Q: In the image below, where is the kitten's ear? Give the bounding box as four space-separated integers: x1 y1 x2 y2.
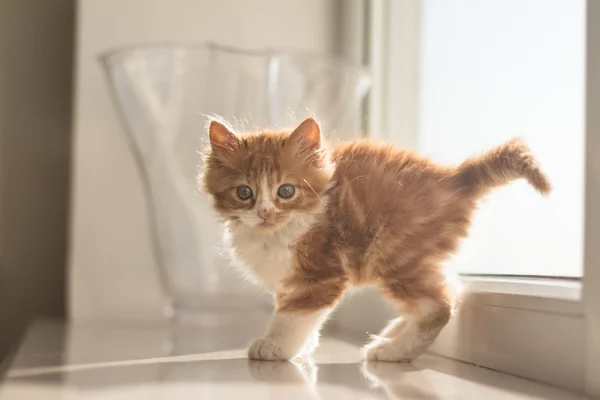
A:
289 117 321 150
209 120 239 152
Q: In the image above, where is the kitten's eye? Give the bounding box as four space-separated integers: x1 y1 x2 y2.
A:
236 185 253 200
277 184 295 199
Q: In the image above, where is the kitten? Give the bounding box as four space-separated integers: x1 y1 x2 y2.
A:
202 117 550 362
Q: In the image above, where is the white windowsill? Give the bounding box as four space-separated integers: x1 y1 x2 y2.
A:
461 275 581 301
459 275 583 316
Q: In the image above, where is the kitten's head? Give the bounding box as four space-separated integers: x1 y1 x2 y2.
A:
202 117 334 232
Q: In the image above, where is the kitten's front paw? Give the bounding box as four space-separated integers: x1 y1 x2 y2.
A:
248 338 289 361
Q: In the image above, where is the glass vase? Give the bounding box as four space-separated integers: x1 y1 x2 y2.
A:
100 43 371 321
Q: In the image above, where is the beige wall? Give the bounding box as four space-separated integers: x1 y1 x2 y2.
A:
0 0 74 361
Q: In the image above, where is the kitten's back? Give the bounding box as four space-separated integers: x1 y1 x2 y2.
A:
329 140 460 232
323 139 548 280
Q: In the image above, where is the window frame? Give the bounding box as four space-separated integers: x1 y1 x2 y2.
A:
330 1 599 396
583 1 600 394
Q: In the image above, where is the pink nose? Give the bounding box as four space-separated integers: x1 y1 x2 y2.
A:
258 208 273 220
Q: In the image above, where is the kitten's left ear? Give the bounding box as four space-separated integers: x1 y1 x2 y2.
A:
208 119 239 152
289 117 321 150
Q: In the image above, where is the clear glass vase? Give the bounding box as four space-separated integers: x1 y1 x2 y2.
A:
100 43 371 321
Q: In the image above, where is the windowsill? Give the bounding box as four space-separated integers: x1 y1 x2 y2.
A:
461 275 581 300
459 275 582 315
1 320 585 400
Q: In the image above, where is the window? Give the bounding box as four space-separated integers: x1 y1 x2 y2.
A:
418 0 585 277
333 1 600 396
372 0 586 277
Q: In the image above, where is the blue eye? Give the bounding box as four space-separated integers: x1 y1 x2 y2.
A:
277 184 295 199
236 185 253 200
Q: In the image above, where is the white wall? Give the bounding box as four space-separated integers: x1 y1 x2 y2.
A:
70 0 340 321
418 0 585 276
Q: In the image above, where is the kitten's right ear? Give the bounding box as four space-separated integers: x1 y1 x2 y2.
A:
209 120 239 152
289 117 321 150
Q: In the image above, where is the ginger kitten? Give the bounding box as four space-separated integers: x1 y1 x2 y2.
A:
202 117 550 362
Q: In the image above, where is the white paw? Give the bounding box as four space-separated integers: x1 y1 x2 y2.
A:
362 336 414 362
248 338 291 361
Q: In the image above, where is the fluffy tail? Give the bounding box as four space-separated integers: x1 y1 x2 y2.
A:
456 138 551 195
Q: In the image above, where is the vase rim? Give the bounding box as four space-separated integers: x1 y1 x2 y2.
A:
98 41 369 76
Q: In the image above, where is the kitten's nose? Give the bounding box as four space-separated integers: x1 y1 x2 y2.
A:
257 208 273 220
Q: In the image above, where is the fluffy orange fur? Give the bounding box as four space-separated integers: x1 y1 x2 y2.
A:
202 117 550 362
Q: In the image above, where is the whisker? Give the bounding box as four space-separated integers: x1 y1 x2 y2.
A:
303 179 324 204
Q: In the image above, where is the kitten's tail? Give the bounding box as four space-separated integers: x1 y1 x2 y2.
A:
455 138 551 195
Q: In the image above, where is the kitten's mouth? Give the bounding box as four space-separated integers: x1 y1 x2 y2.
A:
253 214 289 230
257 218 289 230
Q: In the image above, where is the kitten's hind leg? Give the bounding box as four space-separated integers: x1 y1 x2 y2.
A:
363 270 457 362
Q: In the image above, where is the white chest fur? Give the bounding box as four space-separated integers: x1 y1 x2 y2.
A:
224 215 319 291
228 231 293 290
